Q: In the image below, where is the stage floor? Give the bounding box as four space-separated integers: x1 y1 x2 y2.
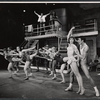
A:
0 69 100 99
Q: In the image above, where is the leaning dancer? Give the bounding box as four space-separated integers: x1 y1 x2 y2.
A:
21 47 37 80
77 37 99 96
11 46 37 80
0 47 17 78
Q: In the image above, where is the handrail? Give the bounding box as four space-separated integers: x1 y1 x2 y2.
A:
32 25 54 30
73 27 95 32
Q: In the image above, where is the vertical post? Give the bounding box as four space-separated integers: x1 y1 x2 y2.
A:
58 37 60 51
94 19 97 31
37 25 39 36
40 23 42 35
37 40 39 50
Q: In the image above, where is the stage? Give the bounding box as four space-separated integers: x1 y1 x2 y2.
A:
0 69 100 99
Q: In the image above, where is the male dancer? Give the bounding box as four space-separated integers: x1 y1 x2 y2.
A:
77 37 99 96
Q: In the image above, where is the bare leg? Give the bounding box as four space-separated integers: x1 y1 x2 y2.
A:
7 62 14 77
65 62 85 95
44 60 48 73
59 63 66 83
65 71 74 91
24 61 31 80
81 61 99 96
52 60 57 80
49 61 53 76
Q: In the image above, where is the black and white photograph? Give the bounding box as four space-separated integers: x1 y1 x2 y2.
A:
0 2 100 99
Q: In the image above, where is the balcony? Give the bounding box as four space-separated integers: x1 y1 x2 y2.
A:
72 18 98 37
24 19 62 40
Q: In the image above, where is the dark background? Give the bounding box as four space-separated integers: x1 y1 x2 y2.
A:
0 3 99 69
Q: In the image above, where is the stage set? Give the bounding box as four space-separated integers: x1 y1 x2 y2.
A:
0 3 100 99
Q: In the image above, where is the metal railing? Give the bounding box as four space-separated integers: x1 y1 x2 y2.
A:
73 19 97 34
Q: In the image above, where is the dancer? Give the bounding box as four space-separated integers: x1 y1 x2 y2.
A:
59 27 84 95
13 46 22 74
59 27 75 84
21 46 37 80
76 37 99 96
42 45 50 73
34 10 50 33
9 46 37 80
48 47 58 79
64 37 84 95
34 11 50 25
0 47 17 78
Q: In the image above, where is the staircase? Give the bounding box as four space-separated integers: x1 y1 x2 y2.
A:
20 40 28 49
24 40 39 49
59 37 67 57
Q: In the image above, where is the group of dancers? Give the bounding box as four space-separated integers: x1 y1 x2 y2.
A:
0 26 99 97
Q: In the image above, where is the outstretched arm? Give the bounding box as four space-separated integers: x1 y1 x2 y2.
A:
0 49 4 51
22 46 36 52
45 12 50 17
34 11 40 17
0 52 4 56
30 51 38 59
67 26 75 41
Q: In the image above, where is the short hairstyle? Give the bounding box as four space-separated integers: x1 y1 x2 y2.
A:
78 36 86 42
68 36 75 43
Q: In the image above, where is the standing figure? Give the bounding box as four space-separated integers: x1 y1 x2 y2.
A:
34 11 50 34
59 27 85 95
76 37 99 96
59 27 75 84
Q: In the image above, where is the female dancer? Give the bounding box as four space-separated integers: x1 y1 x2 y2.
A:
48 47 58 79
0 47 17 78
59 27 85 95
11 46 37 80
59 27 75 84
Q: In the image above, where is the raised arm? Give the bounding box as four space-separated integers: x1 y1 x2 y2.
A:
67 26 75 41
34 11 40 17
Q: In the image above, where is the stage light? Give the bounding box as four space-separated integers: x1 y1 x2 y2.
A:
23 10 26 12
23 23 25 25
